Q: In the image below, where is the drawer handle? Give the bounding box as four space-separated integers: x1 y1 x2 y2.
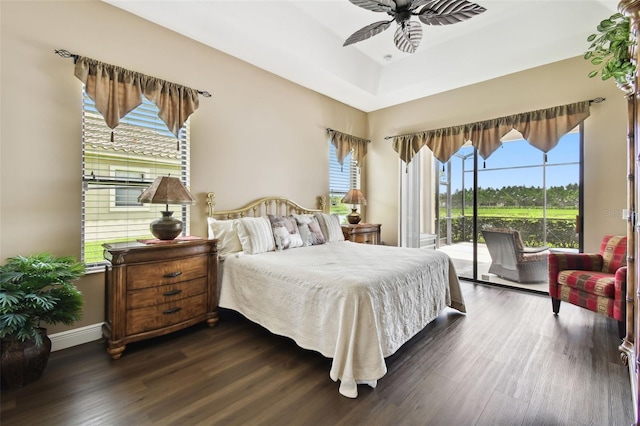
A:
163 271 182 278
163 289 183 297
163 307 182 315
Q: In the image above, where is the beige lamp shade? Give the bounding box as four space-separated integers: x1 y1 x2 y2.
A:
138 176 195 240
341 189 367 225
341 189 367 206
138 176 196 205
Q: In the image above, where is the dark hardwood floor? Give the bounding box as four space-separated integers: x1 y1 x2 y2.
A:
1 281 634 425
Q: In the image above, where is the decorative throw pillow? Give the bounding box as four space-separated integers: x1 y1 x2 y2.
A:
294 214 326 246
236 216 275 254
206 217 243 257
268 215 304 251
314 212 345 242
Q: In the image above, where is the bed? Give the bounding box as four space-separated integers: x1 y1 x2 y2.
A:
206 193 466 398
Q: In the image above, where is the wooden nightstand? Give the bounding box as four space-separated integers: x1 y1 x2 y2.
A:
102 239 218 360
341 223 381 245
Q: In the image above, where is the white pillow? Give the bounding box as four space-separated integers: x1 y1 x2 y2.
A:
236 217 275 254
207 218 243 257
314 212 345 242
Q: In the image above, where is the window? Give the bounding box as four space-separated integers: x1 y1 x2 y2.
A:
82 91 190 267
329 142 360 221
113 169 146 208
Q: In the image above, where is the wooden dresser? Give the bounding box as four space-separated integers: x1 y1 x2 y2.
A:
341 223 381 245
102 239 218 360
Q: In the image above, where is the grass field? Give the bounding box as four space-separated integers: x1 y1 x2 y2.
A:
445 207 578 219
84 236 152 264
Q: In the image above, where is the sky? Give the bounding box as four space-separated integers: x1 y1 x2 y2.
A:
445 132 580 192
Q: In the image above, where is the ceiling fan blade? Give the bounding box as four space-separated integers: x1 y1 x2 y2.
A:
344 20 393 46
409 0 435 11
393 20 422 53
417 0 486 26
348 0 396 13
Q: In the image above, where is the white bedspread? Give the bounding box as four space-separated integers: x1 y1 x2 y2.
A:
218 241 466 398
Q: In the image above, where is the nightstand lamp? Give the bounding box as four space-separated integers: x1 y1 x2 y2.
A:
138 176 196 240
342 188 367 224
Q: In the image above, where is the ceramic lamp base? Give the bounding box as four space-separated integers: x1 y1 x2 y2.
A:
150 211 183 240
347 208 362 224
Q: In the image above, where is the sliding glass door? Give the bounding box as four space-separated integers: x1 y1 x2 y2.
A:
402 128 582 291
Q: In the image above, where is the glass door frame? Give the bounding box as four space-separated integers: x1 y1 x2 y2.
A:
432 125 584 284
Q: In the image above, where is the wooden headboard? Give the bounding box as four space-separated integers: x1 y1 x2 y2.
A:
206 193 326 219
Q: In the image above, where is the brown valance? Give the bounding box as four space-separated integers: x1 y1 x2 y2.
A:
74 56 200 138
327 129 370 166
392 101 591 164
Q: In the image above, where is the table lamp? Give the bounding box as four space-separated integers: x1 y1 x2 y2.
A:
341 189 367 224
138 176 196 240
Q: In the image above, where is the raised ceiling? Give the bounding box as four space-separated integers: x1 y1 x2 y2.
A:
104 0 619 112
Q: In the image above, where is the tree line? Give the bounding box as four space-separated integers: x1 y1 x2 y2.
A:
446 183 579 209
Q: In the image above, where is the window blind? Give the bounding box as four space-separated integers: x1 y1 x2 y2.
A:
82 91 190 267
329 143 352 195
329 142 360 217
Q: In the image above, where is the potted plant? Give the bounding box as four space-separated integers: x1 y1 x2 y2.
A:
585 12 636 88
0 253 85 389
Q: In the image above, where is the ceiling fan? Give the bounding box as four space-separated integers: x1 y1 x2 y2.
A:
343 0 487 54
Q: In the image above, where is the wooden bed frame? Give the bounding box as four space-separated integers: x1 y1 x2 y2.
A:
206 192 326 219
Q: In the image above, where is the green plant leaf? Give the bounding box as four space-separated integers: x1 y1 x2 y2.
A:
585 13 634 87
600 19 614 29
0 253 84 344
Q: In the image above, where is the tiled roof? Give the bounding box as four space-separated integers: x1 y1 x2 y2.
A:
84 116 181 159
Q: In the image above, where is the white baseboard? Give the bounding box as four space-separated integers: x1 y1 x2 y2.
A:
49 323 104 352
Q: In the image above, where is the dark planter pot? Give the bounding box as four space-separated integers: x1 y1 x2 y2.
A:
1 328 52 390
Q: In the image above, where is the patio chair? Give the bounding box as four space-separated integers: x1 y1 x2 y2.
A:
549 235 627 339
481 228 549 283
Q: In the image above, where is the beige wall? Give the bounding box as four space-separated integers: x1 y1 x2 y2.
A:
367 56 628 250
0 0 367 333
0 1 629 338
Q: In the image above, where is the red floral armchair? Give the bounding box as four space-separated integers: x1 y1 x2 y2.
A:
548 235 627 339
